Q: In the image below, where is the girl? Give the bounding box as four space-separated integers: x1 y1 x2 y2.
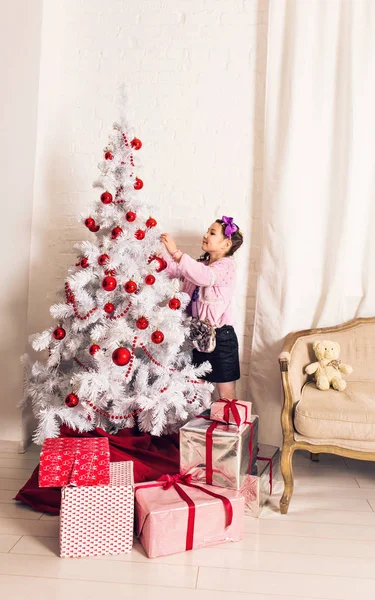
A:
161 216 243 399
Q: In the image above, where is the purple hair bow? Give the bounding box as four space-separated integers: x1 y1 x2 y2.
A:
222 215 238 239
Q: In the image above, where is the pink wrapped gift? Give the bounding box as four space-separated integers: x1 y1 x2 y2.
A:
135 474 244 558
210 398 252 426
60 461 134 558
240 444 282 518
39 437 110 488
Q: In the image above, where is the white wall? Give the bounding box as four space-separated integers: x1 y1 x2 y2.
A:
0 1 42 447
2 0 268 444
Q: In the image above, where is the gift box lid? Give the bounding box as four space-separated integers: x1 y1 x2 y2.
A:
41 437 109 453
134 480 243 535
256 444 280 478
180 414 259 437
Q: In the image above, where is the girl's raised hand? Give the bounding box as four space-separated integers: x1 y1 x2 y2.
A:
160 233 178 256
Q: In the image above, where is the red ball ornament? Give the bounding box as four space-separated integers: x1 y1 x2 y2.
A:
98 253 109 266
125 211 137 222
85 217 95 229
89 225 100 232
169 297 181 310
151 330 164 344
111 226 123 239
102 276 117 291
134 177 143 190
80 257 89 268
104 151 113 160
65 393 79 408
104 302 115 314
112 347 131 366
53 326 66 340
130 138 142 150
124 280 138 294
135 229 145 240
101 191 113 204
145 274 156 285
146 217 157 228
104 269 116 276
89 344 100 355
136 317 149 330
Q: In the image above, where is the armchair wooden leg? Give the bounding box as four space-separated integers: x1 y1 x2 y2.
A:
280 444 295 514
310 453 320 462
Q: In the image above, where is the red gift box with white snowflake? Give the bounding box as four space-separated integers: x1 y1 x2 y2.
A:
39 437 110 488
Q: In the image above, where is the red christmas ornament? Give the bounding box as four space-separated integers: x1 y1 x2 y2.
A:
101 191 113 204
65 393 79 408
104 302 115 314
112 347 131 366
134 177 143 190
135 229 145 240
89 225 100 232
89 344 101 355
125 211 137 222
104 151 113 160
151 330 164 344
98 253 109 266
85 217 95 229
136 317 149 330
111 226 123 239
146 217 157 228
169 297 181 310
80 257 89 268
145 274 155 285
102 276 117 291
124 280 138 294
53 326 66 340
130 138 142 150
104 269 116 276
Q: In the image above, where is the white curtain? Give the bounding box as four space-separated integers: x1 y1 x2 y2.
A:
249 0 375 446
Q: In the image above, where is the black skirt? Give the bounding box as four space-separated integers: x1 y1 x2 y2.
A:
192 325 240 383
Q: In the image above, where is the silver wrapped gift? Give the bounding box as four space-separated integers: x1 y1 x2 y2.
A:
179 415 259 490
240 444 281 518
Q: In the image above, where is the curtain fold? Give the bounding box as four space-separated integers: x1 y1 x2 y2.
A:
249 0 375 446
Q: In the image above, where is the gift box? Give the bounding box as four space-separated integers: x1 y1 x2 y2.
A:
240 444 282 518
60 461 134 558
39 437 110 488
180 415 259 489
135 474 244 558
210 398 252 426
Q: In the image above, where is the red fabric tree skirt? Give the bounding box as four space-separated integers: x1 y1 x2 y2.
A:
14 426 180 515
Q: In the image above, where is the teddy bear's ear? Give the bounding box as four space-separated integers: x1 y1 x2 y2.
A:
312 341 320 352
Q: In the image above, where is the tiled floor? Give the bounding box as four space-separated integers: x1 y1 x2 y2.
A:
1 448 375 600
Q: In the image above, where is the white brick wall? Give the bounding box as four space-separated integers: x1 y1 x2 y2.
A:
25 0 268 440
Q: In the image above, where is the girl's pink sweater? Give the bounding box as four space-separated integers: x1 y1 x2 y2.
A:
165 253 236 328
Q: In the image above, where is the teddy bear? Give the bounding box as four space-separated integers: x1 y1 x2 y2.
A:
305 340 353 391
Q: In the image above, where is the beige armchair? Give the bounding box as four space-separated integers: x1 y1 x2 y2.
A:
278 317 375 514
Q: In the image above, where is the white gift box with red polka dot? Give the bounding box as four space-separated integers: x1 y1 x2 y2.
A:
39 437 110 488
60 461 134 558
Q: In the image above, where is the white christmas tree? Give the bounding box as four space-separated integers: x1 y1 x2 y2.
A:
22 107 213 443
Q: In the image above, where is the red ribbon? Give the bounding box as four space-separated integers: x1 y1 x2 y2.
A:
257 456 273 494
135 473 233 551
216 398 249 427
203 417 255 485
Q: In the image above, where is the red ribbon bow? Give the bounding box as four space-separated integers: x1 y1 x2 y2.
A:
216 398 247 427
136 472 233 551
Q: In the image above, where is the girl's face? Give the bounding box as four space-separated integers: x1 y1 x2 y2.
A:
202 221 231 255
